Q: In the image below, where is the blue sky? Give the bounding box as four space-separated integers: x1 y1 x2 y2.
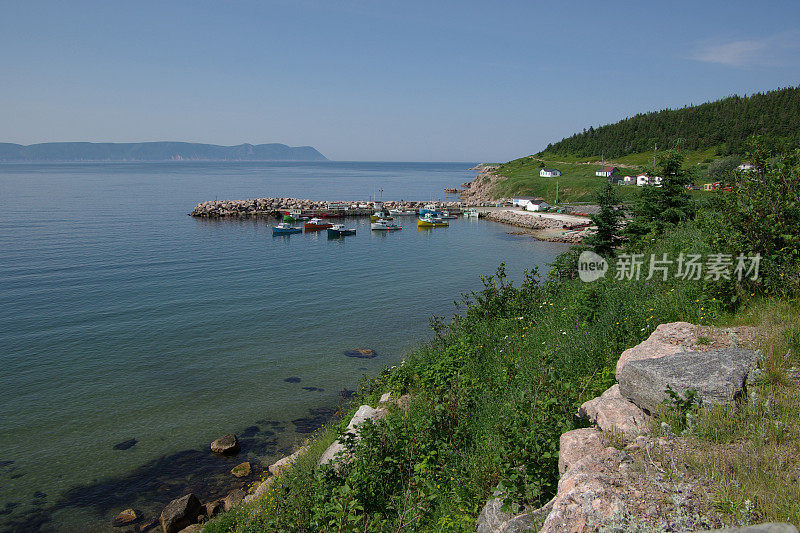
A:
1 0 798 161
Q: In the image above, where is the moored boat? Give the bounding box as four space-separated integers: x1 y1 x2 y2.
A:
417 215 449 228
327 224 357 237
371 219 402 231
464 208 480 217
304 217 333 231
273 222 303 235
370 211 393 222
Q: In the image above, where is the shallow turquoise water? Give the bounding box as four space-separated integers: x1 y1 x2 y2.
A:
0 162 568 531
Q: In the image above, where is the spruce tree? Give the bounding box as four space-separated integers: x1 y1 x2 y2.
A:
585 181 624 257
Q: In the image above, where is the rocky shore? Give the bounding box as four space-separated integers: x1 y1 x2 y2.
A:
460 164 505 204
476 321 797 533
483 210 591 244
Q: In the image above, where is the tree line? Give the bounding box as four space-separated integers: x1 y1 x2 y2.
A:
540 87 800 158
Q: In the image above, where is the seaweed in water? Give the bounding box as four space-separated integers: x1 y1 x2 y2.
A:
283 376 302 383
113 438 138 450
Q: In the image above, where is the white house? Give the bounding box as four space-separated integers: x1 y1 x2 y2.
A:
622 175 636 185
511 197 550 211
511 196 536 208
595 166 619 178
540 168 561 177
525 199 550 212
636 174 663 187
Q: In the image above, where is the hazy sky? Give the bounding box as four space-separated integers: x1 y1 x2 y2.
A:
2 1 799 161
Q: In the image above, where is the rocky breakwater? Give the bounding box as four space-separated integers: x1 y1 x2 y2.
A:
477 321 797 533
189 198 466 218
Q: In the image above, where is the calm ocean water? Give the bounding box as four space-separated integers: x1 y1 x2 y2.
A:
0 161 568 531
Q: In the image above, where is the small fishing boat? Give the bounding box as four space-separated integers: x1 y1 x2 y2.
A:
440 210 458 219
371 219 402 231
464 208 480 218
304 217 333 231
327 224 356 237
282 214 296 222
273 222 303 235
417 215 449 228
370 211 393 222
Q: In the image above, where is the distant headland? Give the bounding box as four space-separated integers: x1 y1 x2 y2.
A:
0 142 328 162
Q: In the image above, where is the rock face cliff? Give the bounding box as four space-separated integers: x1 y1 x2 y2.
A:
476 322 797 533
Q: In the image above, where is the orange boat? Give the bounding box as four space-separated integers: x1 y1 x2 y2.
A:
304 217 333 231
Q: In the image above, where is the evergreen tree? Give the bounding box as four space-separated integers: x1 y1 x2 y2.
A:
585 181 624 257
538 87 800 159
626 150 692 242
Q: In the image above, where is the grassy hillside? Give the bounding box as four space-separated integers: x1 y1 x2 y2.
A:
491 149 716 204
538 86 800 159
206 142 800 532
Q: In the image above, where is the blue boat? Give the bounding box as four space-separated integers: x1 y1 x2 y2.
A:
273 222 303 235
327 224 356 237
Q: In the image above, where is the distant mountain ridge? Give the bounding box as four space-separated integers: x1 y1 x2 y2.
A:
0 142 328 162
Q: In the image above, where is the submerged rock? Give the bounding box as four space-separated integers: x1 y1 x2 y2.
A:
210 434 240 455
618 348 759 413
344 348 377 359
160 494 202 533
112 508 138 527
230 462 251 478
283 376 302 383
113 438 138 450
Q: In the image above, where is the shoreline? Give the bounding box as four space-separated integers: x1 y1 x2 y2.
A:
482 208 592 244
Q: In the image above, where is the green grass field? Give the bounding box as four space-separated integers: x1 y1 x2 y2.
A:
492 148 719 204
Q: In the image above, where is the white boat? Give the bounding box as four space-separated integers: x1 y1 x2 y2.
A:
371 219 402 231
464 208 479 217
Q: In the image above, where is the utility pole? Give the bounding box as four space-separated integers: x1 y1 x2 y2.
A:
555 178 559 205
653 143 657 166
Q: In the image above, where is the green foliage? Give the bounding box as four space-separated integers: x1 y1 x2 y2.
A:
539 87 800 159
585 181 624 257
717 139 800 296
663 385 701 430
207 151 800 530
626 150 693 242
707 155 741 184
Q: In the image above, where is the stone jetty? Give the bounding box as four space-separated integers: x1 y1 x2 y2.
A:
189 197 465 218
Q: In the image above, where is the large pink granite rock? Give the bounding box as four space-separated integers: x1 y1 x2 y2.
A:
579 384 650 435
558 428 605 475
616 322 696 377
540 445 627 532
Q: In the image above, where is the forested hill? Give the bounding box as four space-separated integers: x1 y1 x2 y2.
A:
0 142 328 162
538 86 800 158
